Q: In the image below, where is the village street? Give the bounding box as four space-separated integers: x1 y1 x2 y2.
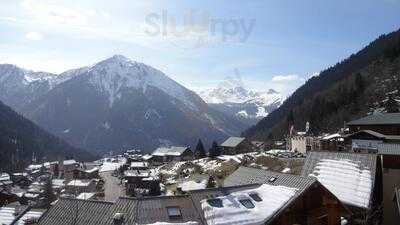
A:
100 171 125 202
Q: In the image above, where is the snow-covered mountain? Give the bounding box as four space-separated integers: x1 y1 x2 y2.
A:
0 64 55 109
199 77 284 125
0 55 246 153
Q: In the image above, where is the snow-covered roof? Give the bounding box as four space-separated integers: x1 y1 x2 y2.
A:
322 133 341 140
200 184 296 225
220 137 245 147
25 193 39 198
63 159 77 165
217 155 242 163
0 173 10 182
145 222 199 225
76 192 96 200
85 167 99 173
67 179 93 187
142 154 153 160
52 179 65 187
0 207 16 225
27 164 42 170
347 113 400 125
99 158 126 172
124 170 150 177
131 162 149 168
152 146 190 156
13 209 43 225
301 152 376 209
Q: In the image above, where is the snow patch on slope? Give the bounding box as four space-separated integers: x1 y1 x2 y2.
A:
86 55 198 109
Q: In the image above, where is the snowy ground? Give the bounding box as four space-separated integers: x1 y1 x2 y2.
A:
156 151 305 194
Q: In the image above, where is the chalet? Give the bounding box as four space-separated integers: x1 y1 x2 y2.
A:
129 161 149 171
346 130 400 153
376 143 400 225
37 195 201 225
37 198 115 225
152 146 193 162
38 182 350 225
72 167 100 180
220 137 253 155
223 166 351 225
65 179 97 195
0 203 44 224
123 170 159 196
289 135 320 154
76 192 97 200
52 179 65 194
320 133 346 152
0 173 13 190
301 151 382 225
0 190 17 206
347 113 400 135
11 173 31 188
61 159 79 180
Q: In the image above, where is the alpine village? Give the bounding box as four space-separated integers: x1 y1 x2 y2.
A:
1 6 400 225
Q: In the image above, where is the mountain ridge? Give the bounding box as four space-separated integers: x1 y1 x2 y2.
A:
0 55 246 154
244 28 400 141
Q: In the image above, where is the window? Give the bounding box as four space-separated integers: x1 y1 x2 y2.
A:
166 206 182 219
249 193 262 202
207 198 223 208
239 199 255 209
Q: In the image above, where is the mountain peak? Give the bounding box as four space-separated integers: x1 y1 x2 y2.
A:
109 54 130 62
95 55 136 68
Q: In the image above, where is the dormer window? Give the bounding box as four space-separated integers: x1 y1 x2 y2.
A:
207 198 223 208
239 199 255 209
166 206 182 219
268 176 277 183
249 193 262 202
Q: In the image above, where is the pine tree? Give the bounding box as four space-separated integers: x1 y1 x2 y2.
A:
355 73 365 92
195 139 206 159
206 176 216 188
208 141 220 158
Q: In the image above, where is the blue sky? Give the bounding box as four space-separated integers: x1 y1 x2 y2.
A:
0 0 399 95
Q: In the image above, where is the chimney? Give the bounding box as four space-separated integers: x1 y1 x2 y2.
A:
113 212 125 225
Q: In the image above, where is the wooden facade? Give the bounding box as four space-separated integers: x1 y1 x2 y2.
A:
221 139 253 155
269 183 350 225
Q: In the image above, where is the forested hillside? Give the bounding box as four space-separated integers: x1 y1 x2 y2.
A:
0 100 93 171
244 29 400 141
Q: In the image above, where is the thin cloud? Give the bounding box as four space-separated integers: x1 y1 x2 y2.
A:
271 74 302 82
25 31 43 41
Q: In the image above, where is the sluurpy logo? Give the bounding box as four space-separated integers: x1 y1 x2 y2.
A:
144 9 256 49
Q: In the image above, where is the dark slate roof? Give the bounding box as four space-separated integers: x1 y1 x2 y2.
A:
220 137 245 147
378 143 400 155
301 151 377 209
111 195 203 225
37 198 115 225
346 130 387 139
223 167 317 197
346 130 400 141
347 113 400 125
